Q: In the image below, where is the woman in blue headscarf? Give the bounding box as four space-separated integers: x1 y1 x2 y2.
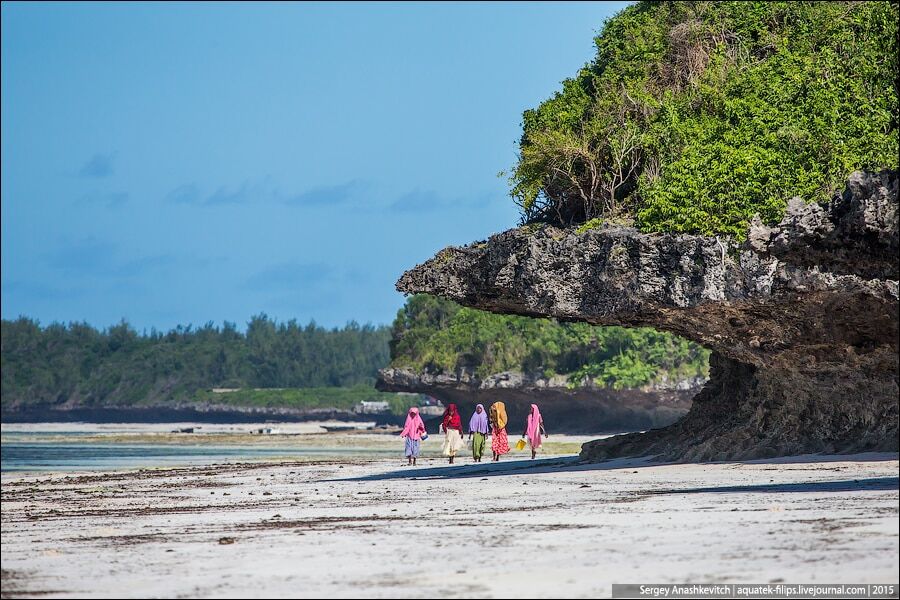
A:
468 404 490 462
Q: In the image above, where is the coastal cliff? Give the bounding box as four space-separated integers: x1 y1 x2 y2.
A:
396 171 899 461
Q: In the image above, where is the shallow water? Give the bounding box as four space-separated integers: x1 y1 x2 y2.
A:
0 440 395 472
0 423 390 472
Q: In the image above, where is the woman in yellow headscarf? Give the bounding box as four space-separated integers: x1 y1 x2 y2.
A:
489 401 510 461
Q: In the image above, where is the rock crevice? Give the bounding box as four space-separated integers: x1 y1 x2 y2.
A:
396 171 899 461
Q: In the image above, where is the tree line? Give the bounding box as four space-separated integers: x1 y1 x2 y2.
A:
2 295 710 410
1 315 391 408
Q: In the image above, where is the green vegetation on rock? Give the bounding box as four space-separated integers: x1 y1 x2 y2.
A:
510 1 898 236
390 295 709 389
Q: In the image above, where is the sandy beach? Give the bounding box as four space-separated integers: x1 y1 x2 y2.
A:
2 448 897 598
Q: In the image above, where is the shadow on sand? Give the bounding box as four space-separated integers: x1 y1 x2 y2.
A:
646 476 899 494
332 455 639 482
331 452 899 494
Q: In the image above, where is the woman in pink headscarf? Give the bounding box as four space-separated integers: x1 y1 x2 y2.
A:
399 407 426 466
521 403 547 460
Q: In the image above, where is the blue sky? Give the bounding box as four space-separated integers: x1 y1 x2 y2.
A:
1 1 630 331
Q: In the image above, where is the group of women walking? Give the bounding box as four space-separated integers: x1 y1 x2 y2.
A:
399 401 547 465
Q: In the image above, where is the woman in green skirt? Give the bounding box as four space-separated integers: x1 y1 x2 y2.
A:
467 403 489 462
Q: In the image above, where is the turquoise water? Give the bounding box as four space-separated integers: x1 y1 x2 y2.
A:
4 443 318 472
1 433 396 472
0 442 398 472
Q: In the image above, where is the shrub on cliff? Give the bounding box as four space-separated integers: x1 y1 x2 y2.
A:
510 1 898 236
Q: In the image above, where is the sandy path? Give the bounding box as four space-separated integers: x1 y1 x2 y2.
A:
2 453 898 598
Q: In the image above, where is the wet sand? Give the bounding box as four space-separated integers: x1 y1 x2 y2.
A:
1 452 898 598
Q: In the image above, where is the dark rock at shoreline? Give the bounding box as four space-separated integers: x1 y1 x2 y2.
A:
377 366 701 434
396 170 899 461
0 405 405 426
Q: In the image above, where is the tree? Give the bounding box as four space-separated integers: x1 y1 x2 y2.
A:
510 1 899 236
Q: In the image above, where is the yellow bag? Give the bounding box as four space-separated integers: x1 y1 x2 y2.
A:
515 438 527 451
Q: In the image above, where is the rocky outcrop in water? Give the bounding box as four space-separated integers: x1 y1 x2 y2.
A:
377 367 701 434
396 171 899 461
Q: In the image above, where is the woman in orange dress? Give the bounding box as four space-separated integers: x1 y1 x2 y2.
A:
489 401 510 461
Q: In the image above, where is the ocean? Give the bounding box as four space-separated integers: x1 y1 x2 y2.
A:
0 423 398 472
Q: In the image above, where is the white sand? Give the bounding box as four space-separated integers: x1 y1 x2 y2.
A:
2 452 898 598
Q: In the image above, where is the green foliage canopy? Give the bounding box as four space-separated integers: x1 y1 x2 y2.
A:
390 295 709 390
511 1 898 236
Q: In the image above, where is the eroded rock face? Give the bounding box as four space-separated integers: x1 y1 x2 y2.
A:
377 367 700 434
396 171 899 461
